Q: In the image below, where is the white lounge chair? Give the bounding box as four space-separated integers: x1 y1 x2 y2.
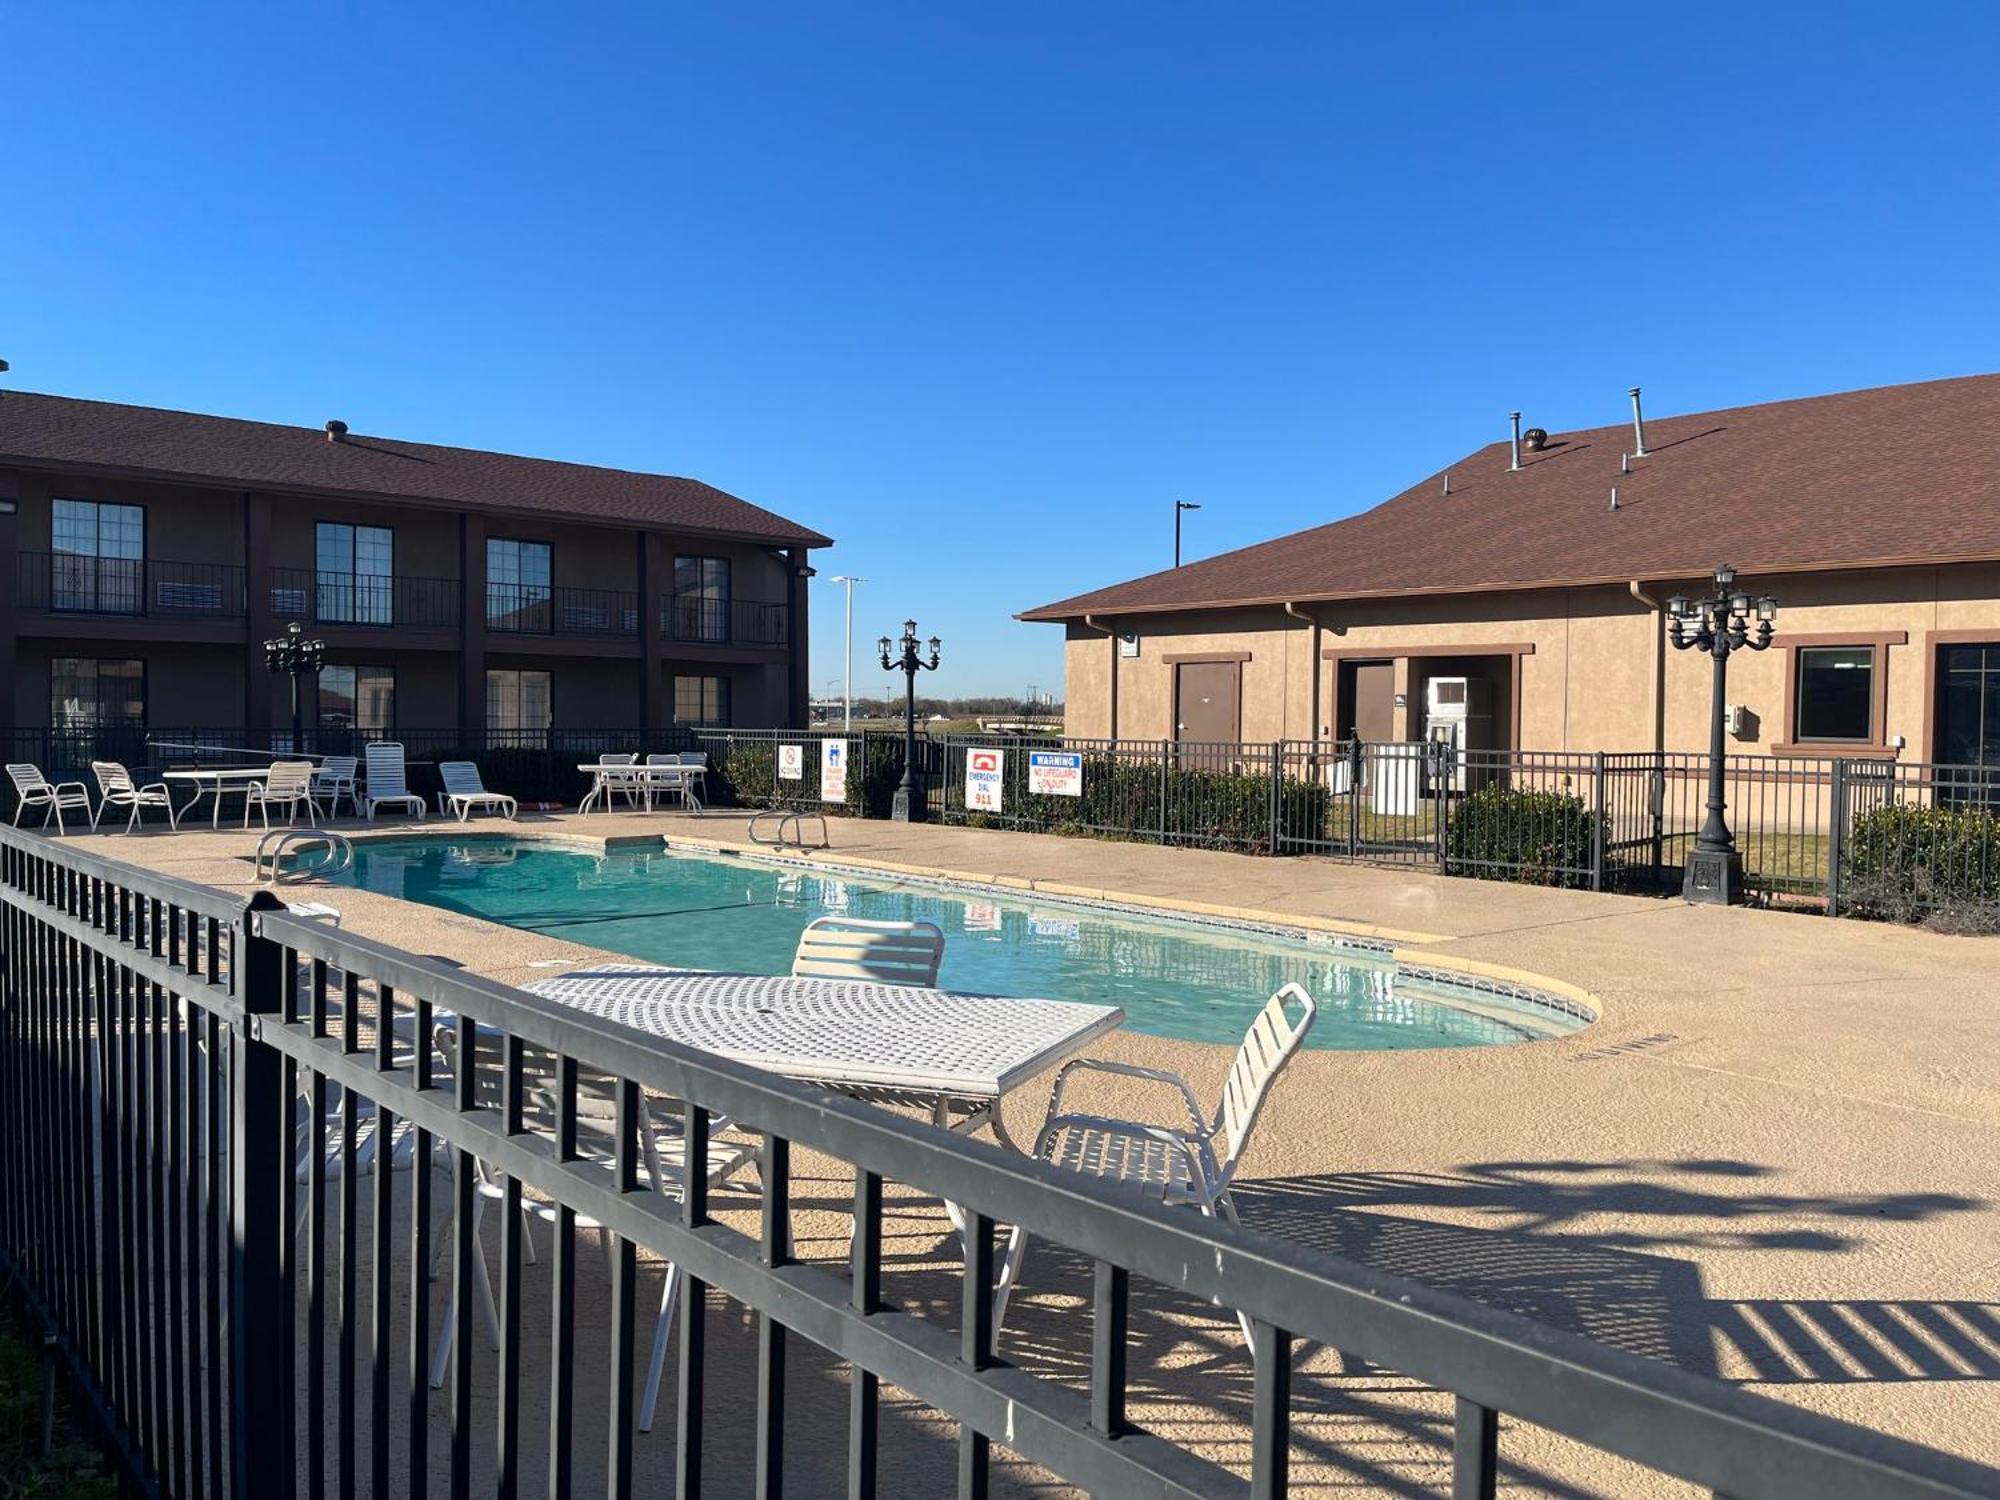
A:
991 982 1318 1352
8 763 94 835
89 760 179 833
244 761 319 828
311 755 361 817
436 760 517 822
427 1023 756 1432
791 916 945 986
363 742 427 821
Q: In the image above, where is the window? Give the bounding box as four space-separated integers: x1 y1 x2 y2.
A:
487 539 552 631
486 669 553 742
318 666 395 736
316 522 394 624
1938 645 2000 767
672 555 732 643
51 658 145 731
51 499 144 613
1794 646 1875 743
674 674 731 726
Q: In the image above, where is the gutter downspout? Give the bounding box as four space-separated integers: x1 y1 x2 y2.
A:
1630 579 1668 880
1082 614 1119 743
1282 602 1325 743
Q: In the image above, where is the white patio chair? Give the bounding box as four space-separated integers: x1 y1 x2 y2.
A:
244 761 319 828
601 752 643 810
991 982 1318 1353
436 760 518 821
311 755 361 817
791 916 945 986
645 753 704 811
427 1023 757 1432
363 742 428 821
8 763 93 835
90 761 179 833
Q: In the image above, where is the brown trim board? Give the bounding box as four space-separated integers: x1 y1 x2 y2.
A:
1162 651 1252 664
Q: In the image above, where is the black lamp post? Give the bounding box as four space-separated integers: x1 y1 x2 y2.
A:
1667 565 1777 904
879 619 941 822
263 620 327 757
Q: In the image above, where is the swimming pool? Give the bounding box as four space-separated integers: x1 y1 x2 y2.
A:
326 839 1590 1051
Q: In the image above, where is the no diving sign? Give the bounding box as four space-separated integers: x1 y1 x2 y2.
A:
965 748 1005 813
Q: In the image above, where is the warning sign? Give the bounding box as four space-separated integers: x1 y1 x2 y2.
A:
820 739 849 802
1027 750 1082 797
964 748 1005 813
778 744 804 781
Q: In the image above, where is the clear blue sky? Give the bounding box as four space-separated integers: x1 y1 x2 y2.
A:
6 4 1999 695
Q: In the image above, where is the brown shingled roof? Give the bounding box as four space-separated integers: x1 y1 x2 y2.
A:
1020 373 2000 620
0 390 831 547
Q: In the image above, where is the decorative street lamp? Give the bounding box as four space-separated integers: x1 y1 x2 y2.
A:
1666 565 1777 905
879 619 941 822
263 620 327 757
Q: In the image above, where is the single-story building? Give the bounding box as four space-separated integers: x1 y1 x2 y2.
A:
1021 374 2000 768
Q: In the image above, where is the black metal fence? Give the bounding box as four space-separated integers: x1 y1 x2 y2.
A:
4 825 1996 1498
17 552 248 619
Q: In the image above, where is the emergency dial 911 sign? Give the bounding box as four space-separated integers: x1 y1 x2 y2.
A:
965 748 1005 812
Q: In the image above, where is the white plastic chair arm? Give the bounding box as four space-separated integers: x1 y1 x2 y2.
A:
1043 1057 1206 1131
54 781 91 795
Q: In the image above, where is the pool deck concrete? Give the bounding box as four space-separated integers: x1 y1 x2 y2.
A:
52 808 2000 1494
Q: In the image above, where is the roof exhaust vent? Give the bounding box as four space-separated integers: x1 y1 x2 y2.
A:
1522 427 1549 452
1441 472 1451 496
1609 486 1620 512
325 419 349 443
1628 387 1650 459
1508 411 1523 471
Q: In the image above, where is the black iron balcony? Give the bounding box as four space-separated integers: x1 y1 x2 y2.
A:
267 569 462 629
666 591 789 648
17 552 246 618
487 582 640 637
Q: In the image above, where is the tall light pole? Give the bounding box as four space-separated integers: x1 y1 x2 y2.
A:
1174 500 1201 567
1667 565 1777 905
829 574 865 730
879 620 941 822
263 620 327 757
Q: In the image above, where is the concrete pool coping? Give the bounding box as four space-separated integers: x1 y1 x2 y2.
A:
44 809 2000 1485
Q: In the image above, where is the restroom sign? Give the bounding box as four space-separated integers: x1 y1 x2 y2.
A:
1027 750 1082 798
819 739 849 802
965 748 1005 812
778 744 804 781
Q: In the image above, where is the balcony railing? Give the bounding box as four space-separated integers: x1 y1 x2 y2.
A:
486 582 641 637
267 568 462 629
666 590 789 648
16 552 246 619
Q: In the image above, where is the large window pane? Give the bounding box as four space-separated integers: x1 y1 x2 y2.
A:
672 555 731 642
319 665 395 737
51 499 144 613
487 539 552 631
316 522 394 624
51 657 145 731
486 668 553 742
1794 647 1874 742
673 674 730 726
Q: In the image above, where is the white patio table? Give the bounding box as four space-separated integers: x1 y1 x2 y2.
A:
523 965 1125 1156
164 766 281 829
575 763 703 815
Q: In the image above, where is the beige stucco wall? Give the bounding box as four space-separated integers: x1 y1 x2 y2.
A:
1057 564 2000 760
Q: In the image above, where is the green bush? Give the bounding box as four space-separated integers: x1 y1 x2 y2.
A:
704 736 907 817
1843 801 2000 919
1443 784 1598 887
0 1310 117 1500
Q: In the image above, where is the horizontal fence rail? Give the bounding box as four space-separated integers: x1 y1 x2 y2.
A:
16 552 248 619
7 722 2000 919
266 569 463 631
3 824 1998 1498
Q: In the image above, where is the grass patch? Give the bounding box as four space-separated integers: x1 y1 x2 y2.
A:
0 1308 117 1500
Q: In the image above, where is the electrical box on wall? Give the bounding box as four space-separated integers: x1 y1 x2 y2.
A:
1725 703 1748 736
1117 633 1140 658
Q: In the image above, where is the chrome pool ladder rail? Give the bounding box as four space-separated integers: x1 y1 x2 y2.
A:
748 809 829 851
254 827 356 884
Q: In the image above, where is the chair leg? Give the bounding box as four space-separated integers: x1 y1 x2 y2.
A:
991 1223 1031 1334
637 1261 681 1433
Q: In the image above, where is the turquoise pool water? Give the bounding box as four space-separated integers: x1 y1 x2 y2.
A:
328 840 1588 1051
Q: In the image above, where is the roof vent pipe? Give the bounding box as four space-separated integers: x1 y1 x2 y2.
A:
1609 486 1620 511
1628 387 1650 458
325 420 349 443
1508 411 1523 471
1442 472 1451 496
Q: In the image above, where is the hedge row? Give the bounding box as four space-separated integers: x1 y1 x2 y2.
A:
1442 784 1599 889
1843 801 2000 917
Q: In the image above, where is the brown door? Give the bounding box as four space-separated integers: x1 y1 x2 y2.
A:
1349 661 1394 742
1175 661 1240 745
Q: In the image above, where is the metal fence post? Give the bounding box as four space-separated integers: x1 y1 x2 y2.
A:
1827 759 1848 918
1268 743 1284 854
1649 753 1666 886
229 889 291 1500
1157 742 1169 845
1591 751 1607 892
